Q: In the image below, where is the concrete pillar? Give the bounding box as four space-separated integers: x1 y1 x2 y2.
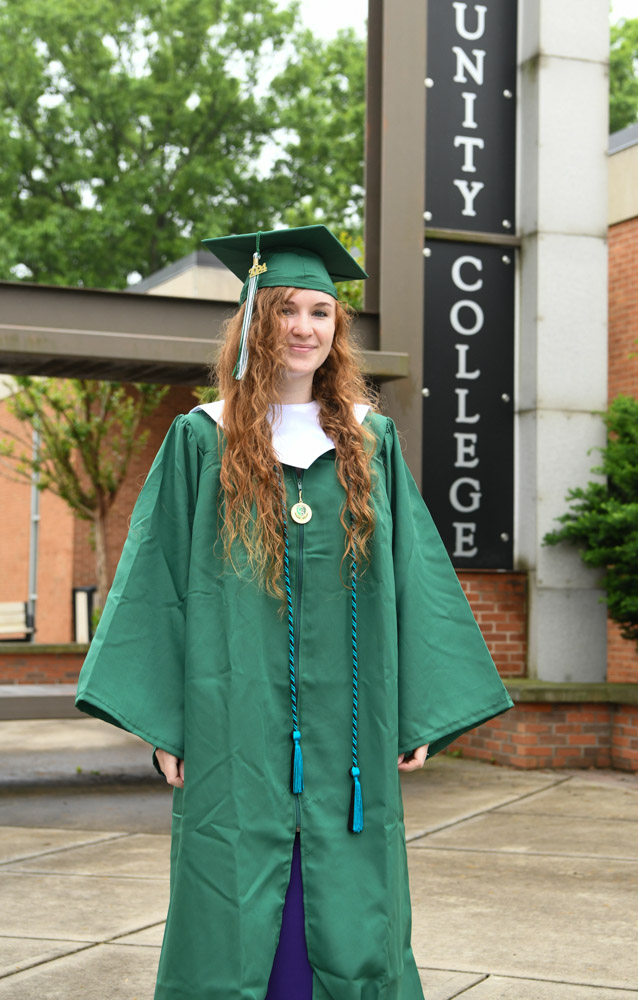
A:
516 0 609 681
366 0 427 479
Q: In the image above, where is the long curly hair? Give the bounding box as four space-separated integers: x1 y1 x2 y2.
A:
213 285 378 598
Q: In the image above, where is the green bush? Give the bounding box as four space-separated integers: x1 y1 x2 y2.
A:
544 395 638 645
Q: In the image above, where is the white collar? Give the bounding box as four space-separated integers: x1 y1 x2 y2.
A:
190 399 370 469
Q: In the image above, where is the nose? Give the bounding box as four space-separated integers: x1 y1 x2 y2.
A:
290 311 313 336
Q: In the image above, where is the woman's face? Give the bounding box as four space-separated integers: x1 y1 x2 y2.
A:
279 288 336 397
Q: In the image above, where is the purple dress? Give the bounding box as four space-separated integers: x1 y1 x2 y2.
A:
265 834 313 999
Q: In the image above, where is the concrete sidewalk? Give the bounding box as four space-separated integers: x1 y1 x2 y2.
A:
0 718 637 999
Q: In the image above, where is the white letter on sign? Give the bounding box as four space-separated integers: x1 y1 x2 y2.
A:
450 478 482 512
454 432 479 468
461 92 478 129
455 344 480 379
453 180 484 216
450 299 484 336
453 135 485 173
452 47 485 86
455 388 480 423
452 3 487 41
453 522 478 557
451 255 483 292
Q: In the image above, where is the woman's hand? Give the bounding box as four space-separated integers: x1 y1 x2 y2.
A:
155 749 184 787
397 744 429 772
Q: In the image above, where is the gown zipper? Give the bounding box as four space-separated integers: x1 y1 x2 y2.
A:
294 468 304 832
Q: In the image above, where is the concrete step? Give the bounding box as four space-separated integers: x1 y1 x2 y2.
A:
0 685 77 720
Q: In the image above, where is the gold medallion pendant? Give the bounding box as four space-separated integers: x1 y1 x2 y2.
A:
291 501 312 525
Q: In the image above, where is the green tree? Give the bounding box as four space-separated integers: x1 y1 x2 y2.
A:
0 0 365 289
0 378 168 609
267 28 366 237
610 16 638 133
544 395 638 645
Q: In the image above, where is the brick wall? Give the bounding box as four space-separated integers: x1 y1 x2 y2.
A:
1 385 196 645
607 215 638 683
71 386 196 590
0 405 30 623
449 702 636 771
609 217 638 400
612 705 638 772
0 402 75 642
607 619 638 683
0 648 86 684
458 571 527 677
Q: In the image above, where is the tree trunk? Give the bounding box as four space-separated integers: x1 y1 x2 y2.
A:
94 506 110 612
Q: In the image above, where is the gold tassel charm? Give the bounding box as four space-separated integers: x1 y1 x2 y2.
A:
290 473 312 524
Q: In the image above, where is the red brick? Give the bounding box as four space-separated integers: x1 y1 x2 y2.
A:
567 733 598 746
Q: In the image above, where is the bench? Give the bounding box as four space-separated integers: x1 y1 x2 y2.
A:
0 603 34 641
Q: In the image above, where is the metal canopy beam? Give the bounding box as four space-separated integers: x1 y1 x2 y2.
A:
0 281 408 385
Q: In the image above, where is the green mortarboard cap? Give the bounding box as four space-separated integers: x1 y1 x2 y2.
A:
201 224 368 305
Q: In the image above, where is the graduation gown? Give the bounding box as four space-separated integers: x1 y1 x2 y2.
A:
75 407 513 1000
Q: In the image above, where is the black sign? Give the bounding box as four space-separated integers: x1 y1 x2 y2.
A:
422 241 514 568
425 1 517 234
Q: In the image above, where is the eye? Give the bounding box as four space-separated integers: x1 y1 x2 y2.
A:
282 307 294 316
313 310 328 318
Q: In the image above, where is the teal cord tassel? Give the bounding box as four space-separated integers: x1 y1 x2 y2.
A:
276 466 304 800
347 536 363 833
348 765 363 833
291 728 304 793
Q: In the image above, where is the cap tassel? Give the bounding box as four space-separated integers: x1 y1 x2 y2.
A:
233 234 267 380
291 728 304 793
348 766 363 833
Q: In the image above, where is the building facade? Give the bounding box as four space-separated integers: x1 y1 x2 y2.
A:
1 0 637 770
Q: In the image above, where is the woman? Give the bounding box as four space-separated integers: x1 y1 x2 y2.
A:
76 225 513 1000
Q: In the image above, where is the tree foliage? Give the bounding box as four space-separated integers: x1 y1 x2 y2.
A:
0 377 167 607
544 396 638 645
267 28 365 233
610 16 638 133
0 0 366 289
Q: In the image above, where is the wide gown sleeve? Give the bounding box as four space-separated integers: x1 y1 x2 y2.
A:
75 414 201 758
383 418 514 757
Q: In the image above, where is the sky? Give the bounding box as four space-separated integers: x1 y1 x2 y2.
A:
285 0 635 37
610 0 638 20
279 0 367 37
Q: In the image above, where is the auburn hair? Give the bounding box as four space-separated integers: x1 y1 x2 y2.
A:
213 285 378 598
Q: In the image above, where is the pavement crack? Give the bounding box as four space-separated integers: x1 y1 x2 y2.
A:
0 831 131 868
406 776 573 842
493 809 638 824
421 964 638 992
411 844 638 863
106 919 166 944
0 869 168 881
448 976 490 998
0 942 96 981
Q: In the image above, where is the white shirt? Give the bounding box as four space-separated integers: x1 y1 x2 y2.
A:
191 399 370 469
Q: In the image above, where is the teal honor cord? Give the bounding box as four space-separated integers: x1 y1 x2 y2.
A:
275 468 363 833
234 232 267 380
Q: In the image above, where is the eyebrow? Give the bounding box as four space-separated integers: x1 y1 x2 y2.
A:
286 297 335 309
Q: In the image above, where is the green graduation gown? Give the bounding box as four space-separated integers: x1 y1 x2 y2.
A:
75 408 513 1000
